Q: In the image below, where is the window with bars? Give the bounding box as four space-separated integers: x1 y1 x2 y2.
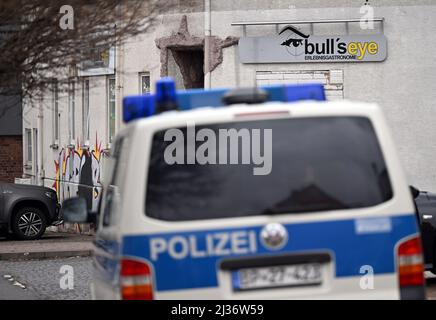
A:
139 72 150 94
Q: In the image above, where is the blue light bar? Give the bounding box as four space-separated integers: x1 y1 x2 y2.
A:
155 77 178 114
123 78 325 123
156 77 176 103
176 88 228 110
123 95 155 123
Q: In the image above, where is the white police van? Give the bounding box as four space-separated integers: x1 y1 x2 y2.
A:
63 78 425 300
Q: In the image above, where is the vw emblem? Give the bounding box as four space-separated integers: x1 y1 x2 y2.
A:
260 223 288 250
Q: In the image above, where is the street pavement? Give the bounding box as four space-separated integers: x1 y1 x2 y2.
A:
0 231 93 260
0 276 38 300
0 231 94 299
0 257 92 300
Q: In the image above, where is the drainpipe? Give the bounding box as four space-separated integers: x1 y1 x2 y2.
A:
115 43 123 144
115 7 124 146
204 0 211 89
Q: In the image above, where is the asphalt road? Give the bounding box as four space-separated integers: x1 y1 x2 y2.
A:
0 257 435 300
0 257 92 300
0 277 37 300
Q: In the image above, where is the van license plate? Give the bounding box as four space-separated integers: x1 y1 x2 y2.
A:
232 263 322 291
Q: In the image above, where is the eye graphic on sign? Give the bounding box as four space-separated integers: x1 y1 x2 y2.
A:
279 25 310 57
281 38 303 48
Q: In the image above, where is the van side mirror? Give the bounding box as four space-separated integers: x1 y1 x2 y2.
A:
410 185 420 199
62 197 98 224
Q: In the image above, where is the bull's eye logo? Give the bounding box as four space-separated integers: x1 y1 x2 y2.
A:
279 25 310 57
282 38 303 48
260 223 288 250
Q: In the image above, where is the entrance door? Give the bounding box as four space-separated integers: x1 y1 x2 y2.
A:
169 48 204 89
256 70 344 100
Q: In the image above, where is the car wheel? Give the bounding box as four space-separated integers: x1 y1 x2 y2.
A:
11 207 47 240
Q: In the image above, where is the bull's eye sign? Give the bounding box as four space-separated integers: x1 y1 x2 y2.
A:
279 26 309 56
239 24 387 63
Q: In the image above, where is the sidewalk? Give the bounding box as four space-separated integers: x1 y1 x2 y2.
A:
0 231 94 261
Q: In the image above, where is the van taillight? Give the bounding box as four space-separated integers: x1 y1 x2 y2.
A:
120 258 154 300
397 236 424 287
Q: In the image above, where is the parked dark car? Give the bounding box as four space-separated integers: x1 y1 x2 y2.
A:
411 186 436 274
0 183 61 240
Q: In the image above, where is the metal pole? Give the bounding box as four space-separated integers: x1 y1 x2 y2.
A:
231 18 384 26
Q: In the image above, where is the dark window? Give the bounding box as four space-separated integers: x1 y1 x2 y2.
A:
140 72 150 94
145 117 392 221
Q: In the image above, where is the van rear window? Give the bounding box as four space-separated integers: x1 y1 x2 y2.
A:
145 117 392 221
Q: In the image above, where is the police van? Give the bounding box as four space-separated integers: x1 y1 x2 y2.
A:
63 78 425 300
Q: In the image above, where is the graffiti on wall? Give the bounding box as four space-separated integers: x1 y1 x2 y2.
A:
53 134 105 212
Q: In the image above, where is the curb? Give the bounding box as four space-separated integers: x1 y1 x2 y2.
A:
0 250 92 261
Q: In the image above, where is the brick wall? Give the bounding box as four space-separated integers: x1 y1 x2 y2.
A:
0 136 23 183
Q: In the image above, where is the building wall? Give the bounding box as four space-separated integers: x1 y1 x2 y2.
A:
0 136 23 183
209 1 436 191
22 0 436 209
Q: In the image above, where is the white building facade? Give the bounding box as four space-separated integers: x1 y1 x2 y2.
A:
22 0 436 214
